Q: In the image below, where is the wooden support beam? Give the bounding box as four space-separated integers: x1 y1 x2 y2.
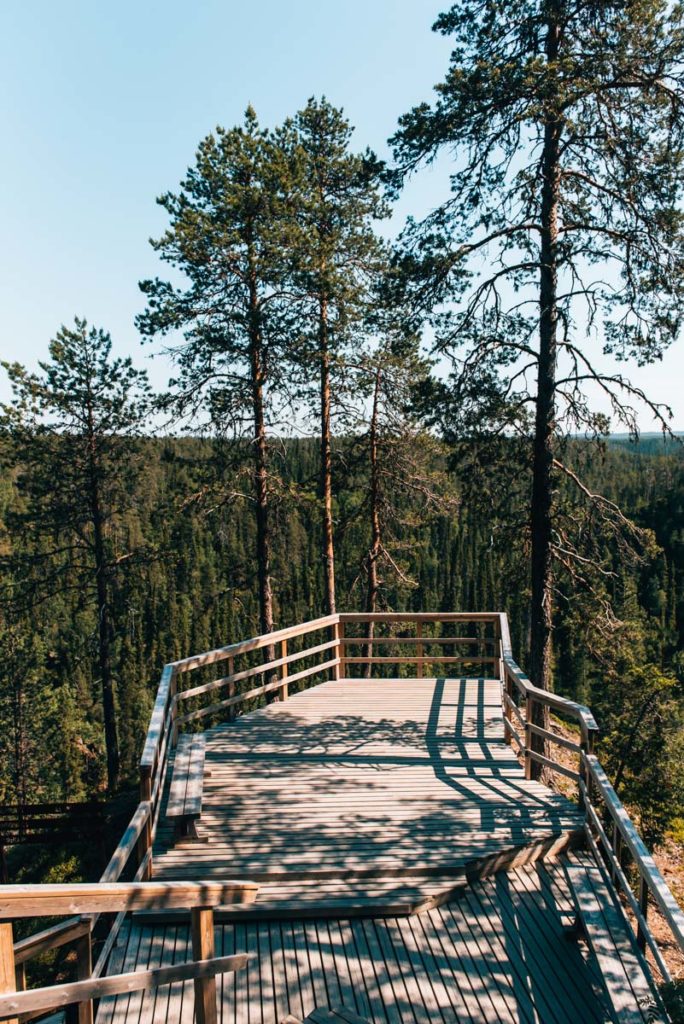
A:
75 932 93 1024
0 922 18 1024
191 907 216 1024
524 698 534 780
334 621 344 680
280 639 288 700
13 963 25 994
415 623 423 679
503 672 513 746
137 770 152 876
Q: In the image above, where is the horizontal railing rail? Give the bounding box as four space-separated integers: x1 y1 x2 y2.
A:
581 754 684 982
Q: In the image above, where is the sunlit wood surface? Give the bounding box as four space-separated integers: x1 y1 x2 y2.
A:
153 678 583 905
94 678 651 1022
97 855 613 1024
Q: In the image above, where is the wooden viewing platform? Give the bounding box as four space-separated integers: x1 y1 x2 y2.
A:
2 612 684 1023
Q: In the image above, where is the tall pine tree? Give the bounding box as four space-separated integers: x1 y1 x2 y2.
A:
392 0 684 719
282 98 388 613
139 108 300 641
1 321 150 791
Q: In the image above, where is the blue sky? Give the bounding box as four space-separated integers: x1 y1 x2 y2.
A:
1 0 683 430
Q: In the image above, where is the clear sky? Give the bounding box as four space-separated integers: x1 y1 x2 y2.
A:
1 0 683 430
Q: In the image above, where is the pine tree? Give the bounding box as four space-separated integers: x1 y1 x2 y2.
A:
281 98 388 614
391 0 684 717
349 327 458 668
1 320 150 791
138 108 299 641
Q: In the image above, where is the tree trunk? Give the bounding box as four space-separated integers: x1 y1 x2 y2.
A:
11 671 27 807
86 424 120 792
529 10 561 777
365 368 382 678
319 294 336 615
94 515 119 791
247 269 275 646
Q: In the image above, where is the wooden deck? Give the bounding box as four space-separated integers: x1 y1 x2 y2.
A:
6 614 680 1024
97 856 613 1024
152 679 583 910
94 675 662 1022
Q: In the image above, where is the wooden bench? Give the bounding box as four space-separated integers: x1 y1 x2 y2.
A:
167 734 206 841
565 859 667 1024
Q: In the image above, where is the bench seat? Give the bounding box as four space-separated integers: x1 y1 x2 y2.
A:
566 857 667 1024
166 733 206 840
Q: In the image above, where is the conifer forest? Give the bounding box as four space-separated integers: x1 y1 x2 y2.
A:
3 0 684 875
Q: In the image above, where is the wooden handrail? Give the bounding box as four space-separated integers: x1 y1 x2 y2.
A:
175 638 339 703
140 664 175 771
341 635 498 645
13 917 90 966
339 612 501 623
496 610 684 975
99 801 151 884
175 657 341 728
583 755 684 956
0 880 258 1024
170 614 340 674
501 655 598 738
0 880 258 918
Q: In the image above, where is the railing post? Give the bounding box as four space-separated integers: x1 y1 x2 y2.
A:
503 666 513 748
170 668 179 748
524 697 534 780
610 822 623 884
579 729 596 813
416 622 423 679
334 620 345 680
227 655 236 721
191 906 217 1024
280 639 288 701
637 876 649 952
75 931 93 1024
137 769 153 880
14 963 26 994
0 921 18 1024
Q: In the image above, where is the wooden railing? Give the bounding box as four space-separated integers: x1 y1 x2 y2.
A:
133 607 684 983
0 881 257 1024
581 755 684 982
5 609 684 1016
497 613 599 788
495 612 684 983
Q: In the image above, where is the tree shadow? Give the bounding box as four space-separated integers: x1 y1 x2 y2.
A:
153 677 581 881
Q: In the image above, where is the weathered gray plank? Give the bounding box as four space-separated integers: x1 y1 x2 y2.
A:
566 860 664 1024
167 734 206 821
